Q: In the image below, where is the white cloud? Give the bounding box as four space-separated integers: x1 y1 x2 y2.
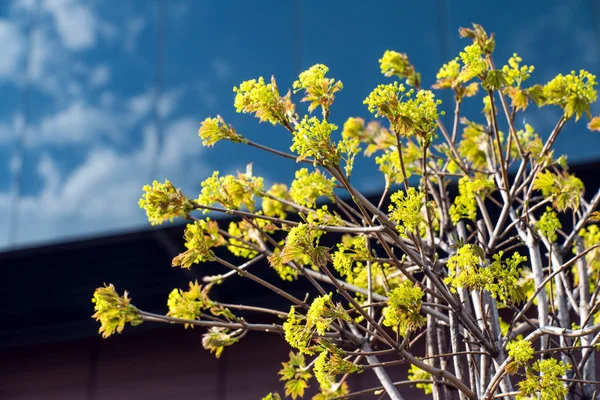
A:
126 87 185 122
124 16 146 53
0 117 18 145
128 90 153 117
99 91 114 107
211 58 232 80
9 152 22 174
28 25 64 95
12 0 36 10
0 20 24 79
6 0 121 99
37 100 121 144
66 79 82 96
195 81 218 109
36 152 60 191
0 122 14 144
31 84 186 146
58 147 148 219
89 64 111 88
97 19 118 41
0 116 208 247
160 117 202 167
42 0 97 51
0 3 206 247
159 88 184 119
0 113 26 147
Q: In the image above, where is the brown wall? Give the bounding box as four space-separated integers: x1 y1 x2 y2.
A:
0 326 423 400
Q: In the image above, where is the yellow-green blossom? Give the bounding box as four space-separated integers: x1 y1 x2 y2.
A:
388 187 425 234
283 296 349 355
434 59 480 99
289 168 336 208
449 176 495 224
233 76 295 125
293 64 342 117
364 82 442 138
457 120 488 169
379 50 421 87
268 247 300 282
312 381 349 400
408 364 433 395
362 121 397 155
202 327 242 358
518 358 570 400
364 81 404 119
307 294 335 336
227 220 260 259
456 43 487 83
382 282 425 336
290 116 339 165
283 307 315 355
172 219 225 268
92 284 143 338
502 53 534 88
313 349 361 391
446 245 526 303
458 23 496 54
281 223 329 268
506 339 534 374
139 180 193 225
345 261 403 301
331 235 370 277
434 59 460 89
197 171 262 212
167 280 214 327
533 170 584 212
375 141 421 185
306 205 344 227
262 393 282 400
198 116 246 146
341 117 365 141
262 183 293 219
514 123 543 158
542 70 598 120
536 207 562 243
278 352 312 400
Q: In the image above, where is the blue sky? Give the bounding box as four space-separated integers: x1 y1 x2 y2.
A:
0 0 598 249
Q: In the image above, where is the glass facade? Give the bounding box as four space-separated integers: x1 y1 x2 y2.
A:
0 0 598 249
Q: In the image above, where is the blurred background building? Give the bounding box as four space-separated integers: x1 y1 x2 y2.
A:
0 0 599 398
